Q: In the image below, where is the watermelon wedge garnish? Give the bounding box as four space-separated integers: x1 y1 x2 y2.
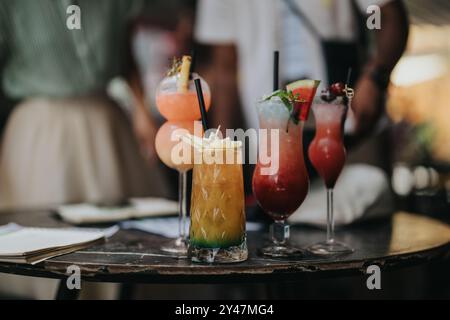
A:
286 79 320 121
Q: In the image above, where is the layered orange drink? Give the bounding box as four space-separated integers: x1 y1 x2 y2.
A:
183 132 247 263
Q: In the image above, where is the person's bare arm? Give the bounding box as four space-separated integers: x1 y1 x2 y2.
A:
352 0 409 136
206 45 243 131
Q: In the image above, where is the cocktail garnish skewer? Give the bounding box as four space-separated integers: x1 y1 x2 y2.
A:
177 55 191 93
344 67 354 101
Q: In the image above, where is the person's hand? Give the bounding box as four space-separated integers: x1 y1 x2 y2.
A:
132 108 158 164
351 73 386 138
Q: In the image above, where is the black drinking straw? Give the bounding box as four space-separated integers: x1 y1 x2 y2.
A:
189 48 196 79
346 67 353 86
194 78 208 132
273 51 279 91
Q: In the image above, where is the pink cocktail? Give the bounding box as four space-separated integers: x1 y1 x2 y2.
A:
308 97 353 255
252 97 309 258
155 59 211 255
156 75 211 122
253 125 309 221
308 102 346 189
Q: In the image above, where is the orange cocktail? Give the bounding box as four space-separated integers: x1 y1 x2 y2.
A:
188 135 247 263
154 56 211 255
156 91 211 122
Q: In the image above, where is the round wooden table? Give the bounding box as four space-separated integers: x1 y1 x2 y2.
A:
0 210 449 299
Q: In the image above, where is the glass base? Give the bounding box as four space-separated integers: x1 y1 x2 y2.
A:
308 240 354 256
189 242 248 264
161 237 188 256
259 245 305 259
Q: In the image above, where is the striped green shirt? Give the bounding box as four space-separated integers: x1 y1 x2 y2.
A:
0 0 143 99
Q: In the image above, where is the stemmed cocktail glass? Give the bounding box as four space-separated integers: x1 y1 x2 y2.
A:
307 85 354 256
252 58 319 258
252 96 309 258
154 56 210 255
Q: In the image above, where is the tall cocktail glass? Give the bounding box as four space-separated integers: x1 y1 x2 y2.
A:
189 141 247 263
252 97 309 258
155 72 210 255
307 97 354 255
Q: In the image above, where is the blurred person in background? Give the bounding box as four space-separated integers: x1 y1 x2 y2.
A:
192 0 410 299
195 0 409 224
196 0 409 139
0 0 183 299
0 0 171 211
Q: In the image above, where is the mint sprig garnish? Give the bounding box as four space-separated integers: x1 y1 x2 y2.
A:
263 90 305 130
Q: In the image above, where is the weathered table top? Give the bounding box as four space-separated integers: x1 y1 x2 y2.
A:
0 210 449 284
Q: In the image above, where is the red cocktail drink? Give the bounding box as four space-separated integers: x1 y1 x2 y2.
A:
252 96 309 257
307 96 354 256
308 103 346 189
253 124 309 221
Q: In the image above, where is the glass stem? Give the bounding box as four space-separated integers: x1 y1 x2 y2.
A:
270 220 289 245
326 188 335 244
178 171 187 241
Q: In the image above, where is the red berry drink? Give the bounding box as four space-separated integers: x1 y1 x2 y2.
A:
307 93 354 256
308 102 346 189
252 95 309 258
253 124 309 221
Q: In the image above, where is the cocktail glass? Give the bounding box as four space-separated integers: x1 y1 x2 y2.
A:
155 73 210 255
252 97 309 258
307 97 354 255
156 73 211 121
189 141 247 263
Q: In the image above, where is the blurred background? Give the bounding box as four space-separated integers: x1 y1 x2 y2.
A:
0 0 448 299
130 0 450 221
104 0 450 298
1 0 448 214
386 1 450 221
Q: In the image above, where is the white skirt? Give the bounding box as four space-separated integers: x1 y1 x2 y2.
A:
0 94 170 210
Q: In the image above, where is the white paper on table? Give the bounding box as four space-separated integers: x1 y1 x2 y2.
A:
0 223 118 243
0 228 105 256
289 164 394 228
0 224 119 264
120 217 263 239
0 223 22 235
57 197 178 224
